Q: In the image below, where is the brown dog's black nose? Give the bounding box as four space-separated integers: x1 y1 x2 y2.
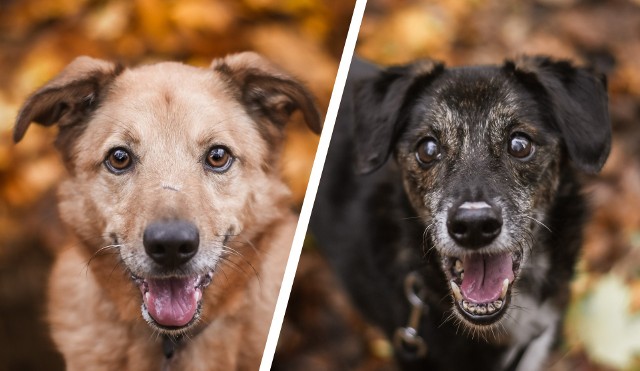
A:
447 202 502 248
143 221 199 268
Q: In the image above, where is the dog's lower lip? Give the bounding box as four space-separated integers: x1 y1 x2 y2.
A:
450 278 509 319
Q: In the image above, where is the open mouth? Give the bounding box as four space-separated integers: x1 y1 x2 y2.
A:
443 251 522 325
133 273 213 331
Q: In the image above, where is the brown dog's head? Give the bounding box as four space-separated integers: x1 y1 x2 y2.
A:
15 53 321 333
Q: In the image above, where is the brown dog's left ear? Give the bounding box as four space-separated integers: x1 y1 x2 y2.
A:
505 55 611 174
14 56 123 143
212 52 322 135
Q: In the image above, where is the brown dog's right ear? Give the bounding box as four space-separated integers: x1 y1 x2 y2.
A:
352 59 444 175
14 56 123 143
212 52 322 136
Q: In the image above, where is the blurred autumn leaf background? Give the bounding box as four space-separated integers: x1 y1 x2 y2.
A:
2 0 640 370
277 0 640 371
0 0 355 369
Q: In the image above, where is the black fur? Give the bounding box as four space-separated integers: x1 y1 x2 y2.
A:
310 56 610 370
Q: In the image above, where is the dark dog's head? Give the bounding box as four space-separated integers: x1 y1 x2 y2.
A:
352 56 610 328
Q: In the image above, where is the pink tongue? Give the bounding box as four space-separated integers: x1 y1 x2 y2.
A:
144 276 200 327
460 253 514 303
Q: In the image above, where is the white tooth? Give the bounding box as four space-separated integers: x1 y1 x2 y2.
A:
477 305 487 315
194 290 201 302
494 300 503 309
462 300 469 310
468 303 477 314
144 292 150 303
450 281 463 302
487 303 496 313
454 259 463 273
501 278 510 298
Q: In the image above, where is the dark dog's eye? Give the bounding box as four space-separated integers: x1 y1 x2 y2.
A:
416 137 441 166
508 133 534 159
205 146 234 172
105 148 133 173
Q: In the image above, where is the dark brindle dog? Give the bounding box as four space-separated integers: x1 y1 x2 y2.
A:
310 56 610 370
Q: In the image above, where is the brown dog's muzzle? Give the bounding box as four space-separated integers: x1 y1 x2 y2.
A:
136 220 212 329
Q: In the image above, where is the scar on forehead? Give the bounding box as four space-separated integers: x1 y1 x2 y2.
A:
163 91 173 105
161 184 181 192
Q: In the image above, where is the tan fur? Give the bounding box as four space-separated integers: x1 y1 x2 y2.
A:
15 53 320 370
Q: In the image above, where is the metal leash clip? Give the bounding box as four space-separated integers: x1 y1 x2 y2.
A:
393 271 428 359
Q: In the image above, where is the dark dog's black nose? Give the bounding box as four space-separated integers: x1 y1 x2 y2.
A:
143 220 199 268
447 202 502 248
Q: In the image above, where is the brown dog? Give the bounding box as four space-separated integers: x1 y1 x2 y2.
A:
14 52 321 370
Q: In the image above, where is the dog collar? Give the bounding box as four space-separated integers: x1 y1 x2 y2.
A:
393 271 429 359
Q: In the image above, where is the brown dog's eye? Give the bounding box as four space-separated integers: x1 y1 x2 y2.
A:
416 137 441 166
205 146 233 172
105 148 133 173
508 133 534 159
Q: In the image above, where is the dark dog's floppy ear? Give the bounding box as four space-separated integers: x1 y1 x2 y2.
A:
506 55 611 173
352 59 444 174
212 52 322 135
14 56 123 143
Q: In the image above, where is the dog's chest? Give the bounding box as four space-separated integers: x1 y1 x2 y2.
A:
500 253 560 370
500 295 560 371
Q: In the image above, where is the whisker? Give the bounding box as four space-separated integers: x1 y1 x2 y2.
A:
83 244 123 274
108 260 125 282
217 265 230 284
221 244 261 281
400 216 424 221
523 215 553 233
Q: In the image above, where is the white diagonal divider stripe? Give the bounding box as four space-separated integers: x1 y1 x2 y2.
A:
258 0 368 369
